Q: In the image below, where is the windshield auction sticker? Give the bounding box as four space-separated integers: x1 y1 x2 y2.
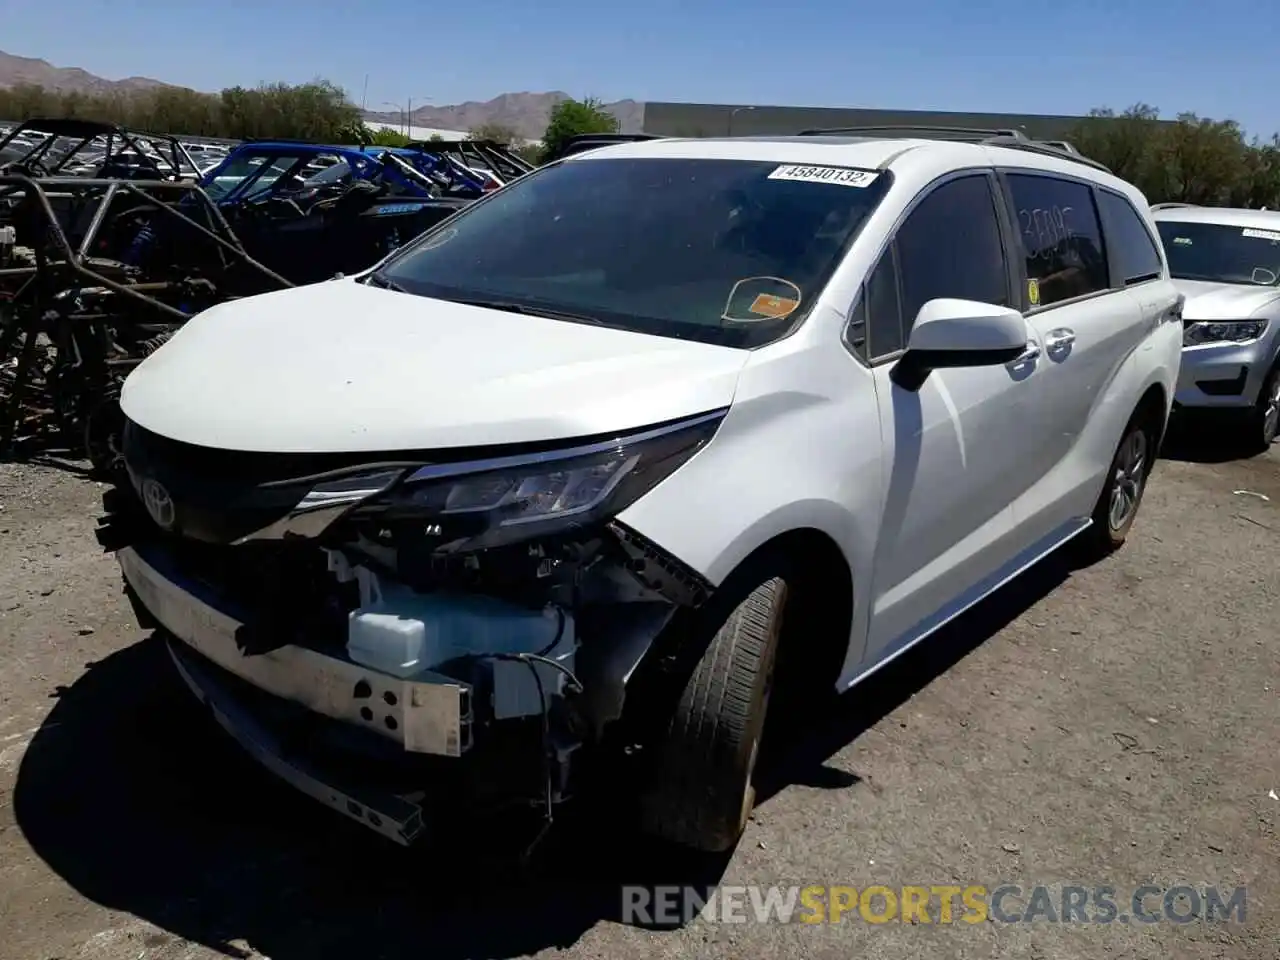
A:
1241 228 1280 242
723 276 803 323
768 164 880 188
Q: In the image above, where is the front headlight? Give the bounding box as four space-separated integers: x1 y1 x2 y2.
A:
352 409 726 552
1183 319 1269 346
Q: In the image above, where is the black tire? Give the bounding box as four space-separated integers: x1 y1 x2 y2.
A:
1245 360 1280 454
638 575 788 853
1076 409 1157 560
83 391 126 481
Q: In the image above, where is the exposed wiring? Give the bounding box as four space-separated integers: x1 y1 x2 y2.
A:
514 651 582 694
534 605 568 657
485 637 583 866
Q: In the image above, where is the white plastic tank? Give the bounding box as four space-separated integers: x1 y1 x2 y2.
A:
343 564 576 718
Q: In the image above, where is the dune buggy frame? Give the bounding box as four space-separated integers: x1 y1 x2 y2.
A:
406 138 536 183
0 117 199 181
0 173 291 473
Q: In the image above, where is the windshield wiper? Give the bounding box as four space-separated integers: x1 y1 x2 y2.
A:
446 297 609 326
363 271 407 292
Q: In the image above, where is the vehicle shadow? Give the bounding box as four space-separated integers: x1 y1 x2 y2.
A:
0 448 96 479
13 545 1077 960
755 541 1076 804
1159 412 1263 464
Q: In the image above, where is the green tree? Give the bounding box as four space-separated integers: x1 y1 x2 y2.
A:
365 126 412 146
539 97 619 162
0 79 365 143
1070 106 1280 208
469 122 522 145
512 142 542 165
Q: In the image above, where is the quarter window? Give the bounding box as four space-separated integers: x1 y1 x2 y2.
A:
1006 173 1109 306
864 250 904 358
1097 190 1164 285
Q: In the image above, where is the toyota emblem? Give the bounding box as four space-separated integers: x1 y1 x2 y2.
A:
140 478 176 530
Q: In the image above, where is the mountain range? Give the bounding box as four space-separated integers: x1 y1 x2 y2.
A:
0 50 645 140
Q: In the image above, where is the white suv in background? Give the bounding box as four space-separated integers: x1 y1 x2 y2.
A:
1151 204 1280 450
103 129 1183 856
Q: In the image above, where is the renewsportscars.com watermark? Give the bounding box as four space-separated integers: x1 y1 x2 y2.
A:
622 884 1248 926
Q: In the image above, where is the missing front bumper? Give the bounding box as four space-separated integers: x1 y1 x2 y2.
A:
166 637 428 845
117 545 474 757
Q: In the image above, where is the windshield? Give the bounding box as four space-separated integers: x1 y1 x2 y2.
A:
1156 220 1280 285
303 160 354 186
375 156 889 347
203 154 309 200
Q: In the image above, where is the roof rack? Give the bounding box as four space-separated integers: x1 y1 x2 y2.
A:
794 125 1111 174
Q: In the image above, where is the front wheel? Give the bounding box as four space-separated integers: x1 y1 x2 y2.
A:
638 575 788 853
1246 361 1280 453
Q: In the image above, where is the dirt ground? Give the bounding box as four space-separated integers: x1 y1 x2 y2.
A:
0 427 1277 960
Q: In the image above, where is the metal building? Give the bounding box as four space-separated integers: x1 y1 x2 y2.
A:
641 101 1135 140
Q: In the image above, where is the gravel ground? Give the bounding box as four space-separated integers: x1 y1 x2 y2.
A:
0 429 1277 960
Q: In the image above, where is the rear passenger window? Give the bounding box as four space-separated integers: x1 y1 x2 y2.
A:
895 175 1010 330
1096 190 1163 285
1006 174 1109 306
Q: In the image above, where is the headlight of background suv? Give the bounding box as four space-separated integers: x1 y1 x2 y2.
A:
352 409 726 553
1183 319 1269 347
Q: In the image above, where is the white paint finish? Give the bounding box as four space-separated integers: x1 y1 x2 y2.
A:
1173 278 1280 321
123 133 1182 698
863 361 1035 660
121 281 749 452
908 298 1027 352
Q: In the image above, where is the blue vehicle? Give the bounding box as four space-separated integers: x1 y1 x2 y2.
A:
139 141 489 285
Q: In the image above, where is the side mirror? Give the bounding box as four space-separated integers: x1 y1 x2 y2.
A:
891 298 1029 392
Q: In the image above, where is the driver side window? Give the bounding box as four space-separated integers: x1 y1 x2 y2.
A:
851 174 1011 362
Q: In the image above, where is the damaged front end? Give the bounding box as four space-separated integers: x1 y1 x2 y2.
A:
98 410 722 845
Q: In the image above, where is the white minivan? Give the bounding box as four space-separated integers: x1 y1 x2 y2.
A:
102 129 1183 854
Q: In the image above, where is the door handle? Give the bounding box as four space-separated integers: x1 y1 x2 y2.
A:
1012 343 1040 364
1045 328 1075 353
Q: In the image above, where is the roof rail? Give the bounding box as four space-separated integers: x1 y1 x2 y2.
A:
797 125 1030 141
794 124 1110 173
1149 202 1198 211
982 134 1111 173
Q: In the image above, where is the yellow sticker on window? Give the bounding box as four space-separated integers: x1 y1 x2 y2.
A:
749 293 800 318
1027 278 1041 306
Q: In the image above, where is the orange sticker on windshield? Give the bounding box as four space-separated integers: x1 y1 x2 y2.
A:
749 293 800 318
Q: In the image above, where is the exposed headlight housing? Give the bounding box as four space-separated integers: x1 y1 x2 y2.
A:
1183 319 1269 346
350 409 726 553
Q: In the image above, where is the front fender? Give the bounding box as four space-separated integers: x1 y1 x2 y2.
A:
616 340 885 663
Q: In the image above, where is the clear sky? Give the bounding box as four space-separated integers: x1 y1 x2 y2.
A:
4 0 1279 136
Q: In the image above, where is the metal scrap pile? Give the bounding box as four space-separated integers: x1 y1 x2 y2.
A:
0 117 539 471
0 167 291 474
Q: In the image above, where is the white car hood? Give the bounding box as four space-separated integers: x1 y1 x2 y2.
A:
121 281 749 453
1173 279 1280 320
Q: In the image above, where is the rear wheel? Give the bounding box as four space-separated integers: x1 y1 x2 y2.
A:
639 574 788 853
1076 412 1156 559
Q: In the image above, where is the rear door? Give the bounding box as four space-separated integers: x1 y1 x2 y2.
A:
996 171 1149 536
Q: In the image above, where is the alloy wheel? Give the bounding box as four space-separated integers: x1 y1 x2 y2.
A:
1108 428 1147 531
1263 373 1280 445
